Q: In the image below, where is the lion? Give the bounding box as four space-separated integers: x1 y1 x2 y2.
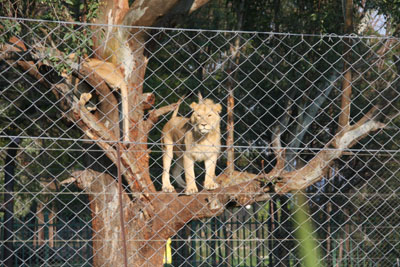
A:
161 94 222 195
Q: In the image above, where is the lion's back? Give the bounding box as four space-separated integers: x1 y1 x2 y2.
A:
162 116 190 143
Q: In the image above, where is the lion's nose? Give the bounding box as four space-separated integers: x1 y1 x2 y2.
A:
201 123 207 127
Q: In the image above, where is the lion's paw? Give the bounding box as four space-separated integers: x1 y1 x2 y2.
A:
204 181 220 190
162 185 176 193
185 185 198 195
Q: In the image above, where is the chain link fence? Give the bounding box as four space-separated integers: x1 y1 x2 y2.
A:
1 17 400 266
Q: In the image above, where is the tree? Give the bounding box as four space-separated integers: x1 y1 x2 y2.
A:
1 0 397 266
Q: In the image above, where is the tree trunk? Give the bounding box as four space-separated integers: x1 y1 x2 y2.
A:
70 169 268 266
338 0 354 132
35 202 45 247
226 0 245 175
48 204 56 248
74 171 163 266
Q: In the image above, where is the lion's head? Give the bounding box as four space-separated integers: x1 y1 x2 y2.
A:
190 98 222 135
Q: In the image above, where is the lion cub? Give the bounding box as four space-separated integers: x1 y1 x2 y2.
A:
162 95 222 195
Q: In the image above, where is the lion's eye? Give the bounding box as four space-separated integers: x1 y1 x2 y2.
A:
208 114 212 117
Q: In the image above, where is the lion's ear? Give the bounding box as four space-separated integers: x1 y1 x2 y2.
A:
190 102 198 110
214 103 222 113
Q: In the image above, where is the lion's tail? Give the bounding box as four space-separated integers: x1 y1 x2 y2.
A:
171 96 184 118
174 174 186 188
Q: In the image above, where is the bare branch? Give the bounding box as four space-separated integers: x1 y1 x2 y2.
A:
123 0 181 27
73 94 157 196
217 170 265 187
188 0 211 14
123 0 210 27
148 103 178 120
2 41 147 195
215 106 384 195
151 179 264 235
141 93 156 110
275 108 385 193
145 99 182 131
0 50 34 61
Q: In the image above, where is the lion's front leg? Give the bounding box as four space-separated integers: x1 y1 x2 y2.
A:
183 154 198 195
204 155 219 190
162 140 175 193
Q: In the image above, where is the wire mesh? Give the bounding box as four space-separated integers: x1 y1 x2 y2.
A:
1 17 400 266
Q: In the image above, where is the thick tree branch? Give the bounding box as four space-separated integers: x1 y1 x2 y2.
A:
141 93 156 110
74 93 157 196
274 107 385 193
72 64 120 137
67 169 267 237
216 107 385 194
0 50 35 61
80 59 132 142
123 0 210 27
150 180 264 236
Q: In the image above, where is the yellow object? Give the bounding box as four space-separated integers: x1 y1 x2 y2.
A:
163 238 172 264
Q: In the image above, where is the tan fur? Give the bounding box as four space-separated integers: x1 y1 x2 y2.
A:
83 59 130 142
162 97 222 195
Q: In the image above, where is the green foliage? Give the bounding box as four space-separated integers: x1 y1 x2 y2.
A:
0 0 99 22
0 0 99 60
64 0 100 21
0 19 21 43
293 194 322 267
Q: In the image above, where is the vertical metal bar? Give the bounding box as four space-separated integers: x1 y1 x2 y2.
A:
242 213 245 264
2 137 19 267
269 199 275 267
116 144 128 267
262 215 266 265
250 218 253 267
